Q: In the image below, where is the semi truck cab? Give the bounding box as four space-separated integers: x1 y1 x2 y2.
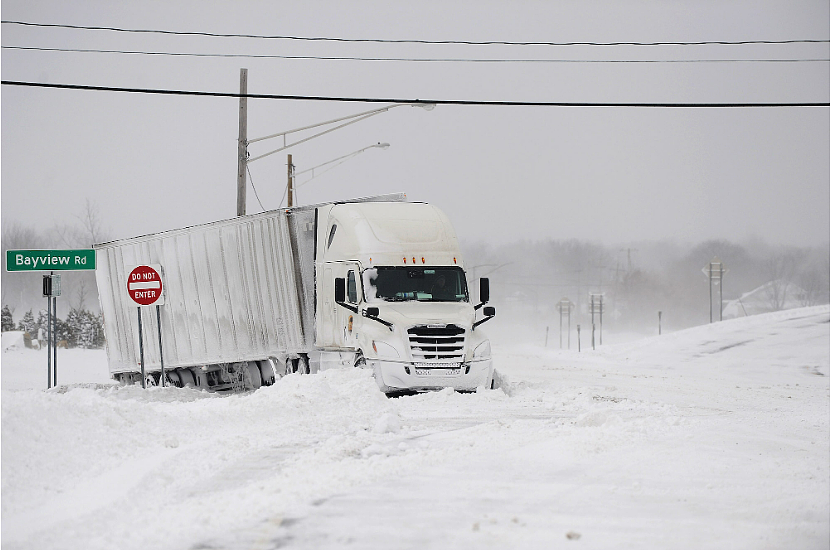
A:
315 201 495 393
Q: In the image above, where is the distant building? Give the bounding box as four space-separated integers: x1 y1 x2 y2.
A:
723 280 809 319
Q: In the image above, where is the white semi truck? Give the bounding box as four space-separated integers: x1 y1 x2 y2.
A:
94 194 495 395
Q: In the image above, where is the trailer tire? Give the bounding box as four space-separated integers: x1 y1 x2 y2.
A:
144 373 158 387
165 370 181 387
178 369 196 387
354 352 366 369
258 360 277 386
246 362 263 390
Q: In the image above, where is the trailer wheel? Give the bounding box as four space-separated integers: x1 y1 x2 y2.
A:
144 373 158 387
258 360 277 386
354 352 366 369
178 369 196 387
165 370 182 387
246 362 263 390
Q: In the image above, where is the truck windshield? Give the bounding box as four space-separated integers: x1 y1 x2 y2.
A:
363 267 469 303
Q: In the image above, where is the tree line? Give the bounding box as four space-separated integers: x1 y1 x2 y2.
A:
1 304 106 349
462 237 830 334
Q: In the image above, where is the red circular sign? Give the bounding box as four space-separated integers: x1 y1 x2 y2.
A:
127 265 163 306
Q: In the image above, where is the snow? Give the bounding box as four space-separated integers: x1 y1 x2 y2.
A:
2 331 26 352
2 306 828 549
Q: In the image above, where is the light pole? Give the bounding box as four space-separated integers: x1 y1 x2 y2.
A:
237 87 433 215
287 142 391 207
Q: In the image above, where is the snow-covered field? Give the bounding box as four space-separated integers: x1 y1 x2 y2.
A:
2 306 828 549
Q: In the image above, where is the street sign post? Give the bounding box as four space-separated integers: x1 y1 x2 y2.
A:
127 265 166 388
5 249 95 390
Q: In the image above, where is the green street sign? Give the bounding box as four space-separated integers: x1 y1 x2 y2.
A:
6 249 96 272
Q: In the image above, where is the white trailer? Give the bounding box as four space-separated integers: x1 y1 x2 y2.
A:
94 194 495 394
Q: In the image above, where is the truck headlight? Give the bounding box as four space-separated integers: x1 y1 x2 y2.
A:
372 340 399 359
472 340 491 360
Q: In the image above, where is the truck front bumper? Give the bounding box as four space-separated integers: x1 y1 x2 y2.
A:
368 358 493 393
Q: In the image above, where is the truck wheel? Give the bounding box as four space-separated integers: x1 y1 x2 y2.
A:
259 360 277 385
165 370 181 387
354 352 366 368
178 369 196 387
246 362 262 390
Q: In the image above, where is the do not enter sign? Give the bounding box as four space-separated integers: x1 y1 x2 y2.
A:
127 264 165 306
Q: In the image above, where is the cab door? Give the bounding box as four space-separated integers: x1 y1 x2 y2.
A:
319 261 361 349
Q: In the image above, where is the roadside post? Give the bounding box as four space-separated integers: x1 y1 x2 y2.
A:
556 298 575 349
577 324 581 352
126 265 166 388
43 273 61 388
702 257 727 323
6 249 95 389
659 311 663 335
589 293 604 348
545 326 549 347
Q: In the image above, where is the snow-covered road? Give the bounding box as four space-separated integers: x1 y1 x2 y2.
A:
2 307 828 549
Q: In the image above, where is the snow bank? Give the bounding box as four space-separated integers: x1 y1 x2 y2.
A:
1 306 828 549
2 331 25 352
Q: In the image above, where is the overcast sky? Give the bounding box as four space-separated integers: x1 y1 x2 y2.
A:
2 0 828 248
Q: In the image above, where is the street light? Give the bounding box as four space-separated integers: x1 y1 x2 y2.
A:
247 104 430 164
238 98 432 214
284 142 391 208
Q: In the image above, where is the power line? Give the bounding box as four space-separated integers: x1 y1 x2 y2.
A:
245 164 266 212
2 20 828 48
2 80 828 108
4 45 828 64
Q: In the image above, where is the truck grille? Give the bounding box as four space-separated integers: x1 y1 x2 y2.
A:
407 325 466 362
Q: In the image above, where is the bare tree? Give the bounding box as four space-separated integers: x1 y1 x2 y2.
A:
1 221 43 252
764 248 801 310
77 198 106 246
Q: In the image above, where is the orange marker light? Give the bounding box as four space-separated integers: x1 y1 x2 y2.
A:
422 257 425 264
453 257 457 264
403 257 407 264
412 257 416 264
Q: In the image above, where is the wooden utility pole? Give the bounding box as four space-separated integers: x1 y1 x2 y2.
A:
287 154 295 207
236 68 248 217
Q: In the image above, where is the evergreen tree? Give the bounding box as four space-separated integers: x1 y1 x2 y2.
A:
1 305 14 332
17 309 36 336
65 308 82 348
76 309 105 349
54 317 72 346
35 310 48 340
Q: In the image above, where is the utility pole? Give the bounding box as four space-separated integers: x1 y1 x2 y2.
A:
287 154 295 208
236 68 248 217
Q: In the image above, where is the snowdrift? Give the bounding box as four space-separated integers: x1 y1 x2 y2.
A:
2 306 828 549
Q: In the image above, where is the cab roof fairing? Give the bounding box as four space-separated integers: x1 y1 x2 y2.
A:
320 202 465 269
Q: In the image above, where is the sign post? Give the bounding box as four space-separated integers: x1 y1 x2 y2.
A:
6 250 93 390
126 265 165 388
702 257 728 323
556 298 575 349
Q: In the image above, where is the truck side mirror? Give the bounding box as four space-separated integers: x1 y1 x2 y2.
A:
483 306 495 317
479 278 490 303
335 277 346 303
366 307 380 317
